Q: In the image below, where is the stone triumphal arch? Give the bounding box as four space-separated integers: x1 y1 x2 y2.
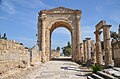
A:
37 7 82 62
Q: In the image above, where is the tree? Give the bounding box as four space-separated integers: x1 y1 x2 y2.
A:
0 33 1 39
62 47 66 54
1 33 7 40
56 46 60 51
20 43 23 45
62 41 72 56
110 31 118 39
52 49 55 52
64 47 72 56
67 41 71 48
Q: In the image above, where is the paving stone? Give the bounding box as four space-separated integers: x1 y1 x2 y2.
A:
1 60 91 79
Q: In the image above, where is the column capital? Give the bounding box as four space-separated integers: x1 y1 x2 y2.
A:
94 31 102 34
103 25 112 28
85 38 91 40
83 40 86 42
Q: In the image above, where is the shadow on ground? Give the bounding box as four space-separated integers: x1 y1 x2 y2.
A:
61 66 92 77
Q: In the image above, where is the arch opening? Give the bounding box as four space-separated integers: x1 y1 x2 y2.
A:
49 21 73 59
51 27 72 59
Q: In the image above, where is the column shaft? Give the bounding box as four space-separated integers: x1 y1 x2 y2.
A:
91 41 96 64
94 31 103 65
83 40 87 63
86 38 91 60
103 25 113 67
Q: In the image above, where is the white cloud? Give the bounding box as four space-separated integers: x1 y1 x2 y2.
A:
15 37 36 42
52 26 96 41
51 40 68 49
81 26 95 33
109 12 120 24
52 27 71 35
108 11 120 33
11 37 36 47
12 0 53 9
0 0 15 14
37 0 53 9
81 25 95 40
10 0 53 30
95 6 101 12
0 16 7 20
110 24 119 33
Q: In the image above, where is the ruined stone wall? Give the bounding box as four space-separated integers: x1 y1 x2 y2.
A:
0 39 30 73
112 41 120 67
51 50 60 58
30 46 41 65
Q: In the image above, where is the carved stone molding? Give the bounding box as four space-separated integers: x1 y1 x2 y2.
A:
39 6 82 15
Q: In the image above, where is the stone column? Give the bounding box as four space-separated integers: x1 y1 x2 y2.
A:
103 25 113 67
80 43 84 63
94 31 103 65
83 40 87 63
111 39 116 60
91 41 96 64
86 38 91 60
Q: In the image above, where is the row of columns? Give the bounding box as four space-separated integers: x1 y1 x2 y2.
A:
94 25 113 67
82 25 113 67
83 38 96 64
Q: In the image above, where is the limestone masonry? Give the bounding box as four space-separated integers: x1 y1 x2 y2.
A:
37 7 83 62
0 39 41 74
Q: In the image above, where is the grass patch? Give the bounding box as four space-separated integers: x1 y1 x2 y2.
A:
91 64 103 73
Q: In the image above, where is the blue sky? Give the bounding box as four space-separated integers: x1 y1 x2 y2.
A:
0 0 120 49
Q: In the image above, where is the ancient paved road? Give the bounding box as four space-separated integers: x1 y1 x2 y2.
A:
19 60 89 79
1 59 91 79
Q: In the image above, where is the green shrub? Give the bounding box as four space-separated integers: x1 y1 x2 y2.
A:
91 64 103 73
